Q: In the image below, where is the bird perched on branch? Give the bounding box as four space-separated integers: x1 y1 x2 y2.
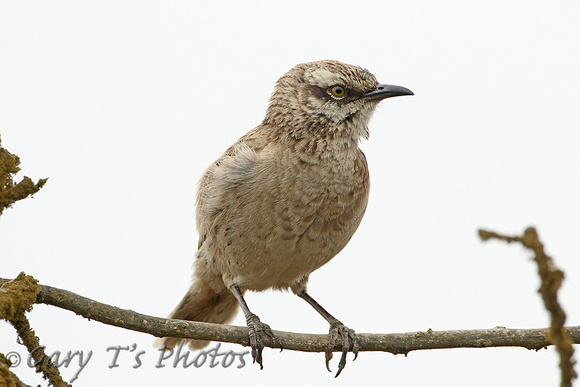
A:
155 60 413 376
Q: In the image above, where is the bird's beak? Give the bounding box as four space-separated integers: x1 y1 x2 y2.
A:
363 84 414 101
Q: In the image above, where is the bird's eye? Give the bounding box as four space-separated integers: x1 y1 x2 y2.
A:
329 85 346 98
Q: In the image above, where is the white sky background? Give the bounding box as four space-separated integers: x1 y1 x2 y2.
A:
1 1 579 385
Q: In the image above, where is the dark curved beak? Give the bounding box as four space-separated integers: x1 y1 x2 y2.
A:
363 84 414 101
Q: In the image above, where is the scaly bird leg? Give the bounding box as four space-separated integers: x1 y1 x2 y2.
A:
229 284 282 368
298 290 359 377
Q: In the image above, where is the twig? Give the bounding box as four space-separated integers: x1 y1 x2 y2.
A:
479 227 577 387
8 314 71 387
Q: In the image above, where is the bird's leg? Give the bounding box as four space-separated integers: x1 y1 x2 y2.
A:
229 284 282 369
297 290 359 377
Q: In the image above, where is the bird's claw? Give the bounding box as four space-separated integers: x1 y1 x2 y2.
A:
245 312 282 369
325 319 359 377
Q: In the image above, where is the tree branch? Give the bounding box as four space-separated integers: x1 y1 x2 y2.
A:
1 276 579 355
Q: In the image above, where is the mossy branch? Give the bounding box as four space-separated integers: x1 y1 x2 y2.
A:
0 273 71 387
479 226 577 387
0 136 47 215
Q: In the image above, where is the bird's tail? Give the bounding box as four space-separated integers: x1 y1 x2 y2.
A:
154 278 239 350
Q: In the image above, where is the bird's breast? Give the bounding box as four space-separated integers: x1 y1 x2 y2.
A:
201 141 370 290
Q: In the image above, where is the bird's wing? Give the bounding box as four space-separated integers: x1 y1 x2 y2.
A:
195 127 269 249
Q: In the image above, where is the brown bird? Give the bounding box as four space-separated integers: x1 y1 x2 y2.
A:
155 60 413 376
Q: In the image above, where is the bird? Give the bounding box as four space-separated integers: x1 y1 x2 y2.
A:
154 60 413 376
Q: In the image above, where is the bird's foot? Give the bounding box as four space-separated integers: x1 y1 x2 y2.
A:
245 312 282 369
325 319 359 377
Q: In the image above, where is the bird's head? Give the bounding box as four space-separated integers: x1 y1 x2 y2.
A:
264 60 413 141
